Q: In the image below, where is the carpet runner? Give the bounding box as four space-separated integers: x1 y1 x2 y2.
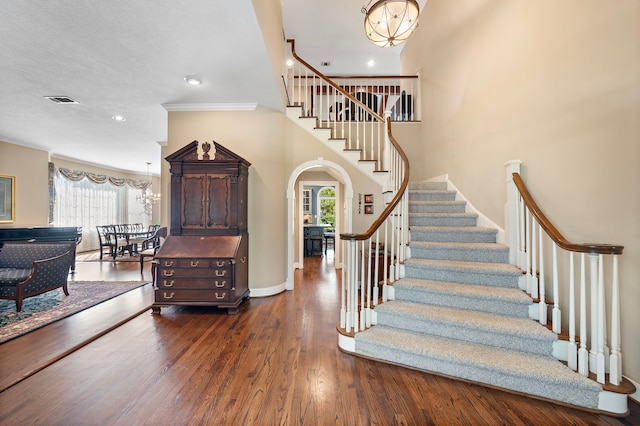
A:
354 181 603 410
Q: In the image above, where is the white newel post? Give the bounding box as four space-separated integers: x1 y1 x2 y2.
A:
504 160 522 266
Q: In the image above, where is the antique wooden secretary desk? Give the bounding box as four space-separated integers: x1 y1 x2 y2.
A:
152 140 251 315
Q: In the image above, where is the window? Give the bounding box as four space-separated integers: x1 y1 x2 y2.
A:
52 169 149 252
317 186 335 228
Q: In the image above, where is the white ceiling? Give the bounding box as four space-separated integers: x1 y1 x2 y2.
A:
0 0 419 175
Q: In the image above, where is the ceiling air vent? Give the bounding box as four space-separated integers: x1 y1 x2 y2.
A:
320 61 331 67
44 96 79 104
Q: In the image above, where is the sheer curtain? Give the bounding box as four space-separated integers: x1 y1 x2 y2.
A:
51 165 150 252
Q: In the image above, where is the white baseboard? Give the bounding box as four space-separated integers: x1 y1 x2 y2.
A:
249 282 287 297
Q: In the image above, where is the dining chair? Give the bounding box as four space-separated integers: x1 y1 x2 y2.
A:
96 225 116 260
139 227 167 273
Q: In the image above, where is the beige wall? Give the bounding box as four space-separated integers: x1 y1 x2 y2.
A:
0 141 49 227
401 0 640 383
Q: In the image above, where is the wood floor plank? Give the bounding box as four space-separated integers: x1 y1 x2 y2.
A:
0 253 638 424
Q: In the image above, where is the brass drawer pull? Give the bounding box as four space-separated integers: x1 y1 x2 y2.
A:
163 292 175 299
163 260 174 267
190 260 200 267
215 280 226 288
215 292 226 300
163 280 175 287
163 270 174 277
240 256 247 263
216 261 225 267
215 270 227 277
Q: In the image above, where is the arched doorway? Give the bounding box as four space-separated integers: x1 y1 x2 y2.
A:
285 159 353 290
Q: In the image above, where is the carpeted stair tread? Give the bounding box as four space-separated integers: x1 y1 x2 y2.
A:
408 182 448 190
394 277 531 306
375 300 556 356
355 327 602 409
409 241 509 263
404 258 522 288
408 190 457 201
409 212 478 227
410 225 497 234
409 201 467 213
409 226 498 243
405 258 521 276
393 278 532 317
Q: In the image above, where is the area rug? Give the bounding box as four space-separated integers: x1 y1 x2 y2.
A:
0 281 148 344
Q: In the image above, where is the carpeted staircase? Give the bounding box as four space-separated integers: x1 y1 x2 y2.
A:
354 181 603 410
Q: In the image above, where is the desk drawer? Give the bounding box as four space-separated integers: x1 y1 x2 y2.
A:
155 289 231 303
158 266 231 279
158 277 233 290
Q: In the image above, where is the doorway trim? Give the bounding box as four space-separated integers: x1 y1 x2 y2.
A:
285 158 354 290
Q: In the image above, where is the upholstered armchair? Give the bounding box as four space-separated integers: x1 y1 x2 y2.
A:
0 242 75 311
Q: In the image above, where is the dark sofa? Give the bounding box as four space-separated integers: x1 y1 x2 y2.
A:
0 242 75 311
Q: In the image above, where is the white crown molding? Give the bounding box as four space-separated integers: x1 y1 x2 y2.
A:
162 103 258 112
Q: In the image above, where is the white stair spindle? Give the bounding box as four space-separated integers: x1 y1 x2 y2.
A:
552 243 561 333
518 194 526 269
373 230 380 305
568 252 577 370
525 208 532 294
610 255 622 385
531 219 539 299
597 254 606 383
340 239 346 329
360 239 367 332
588 253 598 374
578 253 589 376
538 226 547 325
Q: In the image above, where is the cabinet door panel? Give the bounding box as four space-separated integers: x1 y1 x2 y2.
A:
207 175 230 229
181 175 206 228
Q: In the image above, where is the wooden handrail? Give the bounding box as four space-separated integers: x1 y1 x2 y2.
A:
512 173 623 255
287 39 383 123
323 75 419 80
340 118 410 242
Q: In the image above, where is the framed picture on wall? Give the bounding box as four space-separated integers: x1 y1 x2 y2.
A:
0 175 15 223
364 205 373 215
364 194 373 204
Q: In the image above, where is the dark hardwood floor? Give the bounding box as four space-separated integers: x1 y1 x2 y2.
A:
0 251 638 425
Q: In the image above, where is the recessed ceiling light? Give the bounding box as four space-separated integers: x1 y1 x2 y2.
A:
368 60 375 67
286 59 293 67
112 115 126 121
184 76 202 86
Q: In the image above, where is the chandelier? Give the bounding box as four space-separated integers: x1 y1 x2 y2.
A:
363 0 420 48
136 162 161 213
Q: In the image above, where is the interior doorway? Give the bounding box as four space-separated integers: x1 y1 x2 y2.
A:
285 159 354 291
299 180 337 264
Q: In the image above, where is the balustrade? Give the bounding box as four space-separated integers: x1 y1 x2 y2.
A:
506 162 625 386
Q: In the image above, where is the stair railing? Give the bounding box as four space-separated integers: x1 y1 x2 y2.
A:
284 39 411 335
505 162 625 387
339 124 410 334
285 39 416 173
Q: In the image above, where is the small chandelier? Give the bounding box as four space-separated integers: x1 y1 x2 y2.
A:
136 162 161 214
363 0 420 48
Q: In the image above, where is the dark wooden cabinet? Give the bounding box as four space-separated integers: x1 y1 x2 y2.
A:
152 140 251 315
